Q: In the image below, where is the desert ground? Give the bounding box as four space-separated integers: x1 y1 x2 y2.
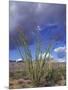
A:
9 60 66 89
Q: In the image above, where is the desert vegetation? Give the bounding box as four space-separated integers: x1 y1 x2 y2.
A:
9 61 66 88
9 29 66 89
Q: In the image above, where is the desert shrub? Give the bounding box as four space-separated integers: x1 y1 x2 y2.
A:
45 67 65 86
16 29 52 87
14 29 66 87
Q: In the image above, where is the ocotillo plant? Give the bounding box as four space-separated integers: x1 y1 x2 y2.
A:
15 28 52 86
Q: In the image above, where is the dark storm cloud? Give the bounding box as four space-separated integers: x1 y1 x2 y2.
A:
9 1 66 50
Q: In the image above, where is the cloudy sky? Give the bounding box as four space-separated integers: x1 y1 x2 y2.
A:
9 1 66 62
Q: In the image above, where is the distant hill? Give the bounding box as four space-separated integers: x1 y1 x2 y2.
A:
9 58 23 62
